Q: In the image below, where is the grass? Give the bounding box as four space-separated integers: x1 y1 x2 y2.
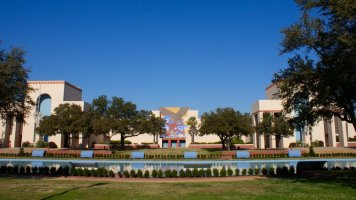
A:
0 177 355 200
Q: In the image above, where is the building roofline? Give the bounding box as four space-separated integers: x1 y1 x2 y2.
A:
265 83 276 91
28 80 82 92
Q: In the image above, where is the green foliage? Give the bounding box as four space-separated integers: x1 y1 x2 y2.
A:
144 170 150 178
137 169 143 178
262 168 267 175
18 148 25 156
35 140 48 148
164 169 172 178
172 169 178 178
130 169 137 178
151 169 157 178
254 168 260 175
200 108 253 150
186 169 192 177
241 169 247 176
248 168 254 176
235 168 240 176
123 170 130 178
157 169 163 178
274 0 356 131
179 169 185 177
213 168 219 177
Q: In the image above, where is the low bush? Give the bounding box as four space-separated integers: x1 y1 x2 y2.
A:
109 170 115 178
269 167 275 175
198 169 205 177
179 169 185 177
248 168 253 176
254 168 259 175
235 168 240 176
123 170 130 178
309 146 316 157
157 169 163 178
130 169 137 178
172 169 178 177
144 170 150 178
71 168 78 176
56 167 63 176
282 166 289 176
152 169 158 178
164 169 172 178
241 169 247 176
186 169 192 177
206 168 212 177
220 167 227 177
213 168 219 177
193 168 199 177
77 168 83 176
276 167 282 176
19 166 25 174
137 169 143 178
261 168 267 175
227 168 233 176
18 148 25 157
32 166 38 174
25 166 31 175
83 168 90 177
50 167 57 175
289 166 295 175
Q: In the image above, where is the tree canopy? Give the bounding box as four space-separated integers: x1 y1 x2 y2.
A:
273 0 356 131
36 103 83 148
199 108 253 150
0 45 33 121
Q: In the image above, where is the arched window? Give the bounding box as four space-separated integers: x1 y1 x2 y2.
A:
37 94 52 142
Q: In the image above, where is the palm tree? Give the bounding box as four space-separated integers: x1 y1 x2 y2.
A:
187 117 198 144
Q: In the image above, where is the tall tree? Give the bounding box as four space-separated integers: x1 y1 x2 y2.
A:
273 0 356 131
272 114 294 149
255 113 274 149
145 113 165 144
187 116 198 144
91 95 151 149
0 45 34 147
36 103 83 148
200 108 253 150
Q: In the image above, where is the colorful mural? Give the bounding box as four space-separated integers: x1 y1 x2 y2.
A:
159 107 189 138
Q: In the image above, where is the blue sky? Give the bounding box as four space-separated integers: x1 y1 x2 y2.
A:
1 0 300 114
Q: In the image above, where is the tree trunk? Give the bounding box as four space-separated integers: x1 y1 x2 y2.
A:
192 134 195 144
227 139 231 151
120 134 125 149
2 115 13 148
309 126 313 146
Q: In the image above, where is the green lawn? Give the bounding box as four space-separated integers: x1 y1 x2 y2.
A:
0 177 355 200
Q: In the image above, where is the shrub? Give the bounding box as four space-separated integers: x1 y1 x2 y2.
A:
254 168 259 175
83 168 90 177
220 167 227 177
152 169 158 178
206 168 212 177
186 169 192 177
123 170 130 178
0 166 7 174
36 140 48 148
282 166 289 176
12 166 18 174
164 169 172 178
50 167 57 175
179 169 185 177
234 168 240 176
158 169 163 178
227 168 233 176
269 167 275 175
56 167 63 176
48 142 58 148
141 170 148 178
71 168 78 176
130 169 136 178
261 168 267 175
213 168 219 177
32 166 38 174
241 169 247 176
109 170 115 178
21 141 31 148
172 169 178 178
248 168 253 176
135 169 142 178
276 167 282 176
25 166 31 175
198 169 205 177
77 168 83 176
289 166 295 175
90 169 97 177
19 166 25 174
193 168 199 177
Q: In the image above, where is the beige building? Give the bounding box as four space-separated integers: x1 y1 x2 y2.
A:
0 80 99 148
252 84 356 149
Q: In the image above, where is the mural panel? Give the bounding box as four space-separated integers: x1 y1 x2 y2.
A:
159 107 189 138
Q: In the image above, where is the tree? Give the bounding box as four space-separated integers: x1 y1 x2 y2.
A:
187 116 198 144
145 114 165 144
0 45 34 147
200 108 253 150
36 104 83 148
273 0 356 131
255 113 274 149
91 95 151 149
272 114 293 149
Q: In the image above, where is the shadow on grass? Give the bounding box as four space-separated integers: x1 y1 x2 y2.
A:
41 182 108 200
271 170 356 189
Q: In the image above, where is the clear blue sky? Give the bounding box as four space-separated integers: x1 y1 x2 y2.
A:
1 0 300 114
